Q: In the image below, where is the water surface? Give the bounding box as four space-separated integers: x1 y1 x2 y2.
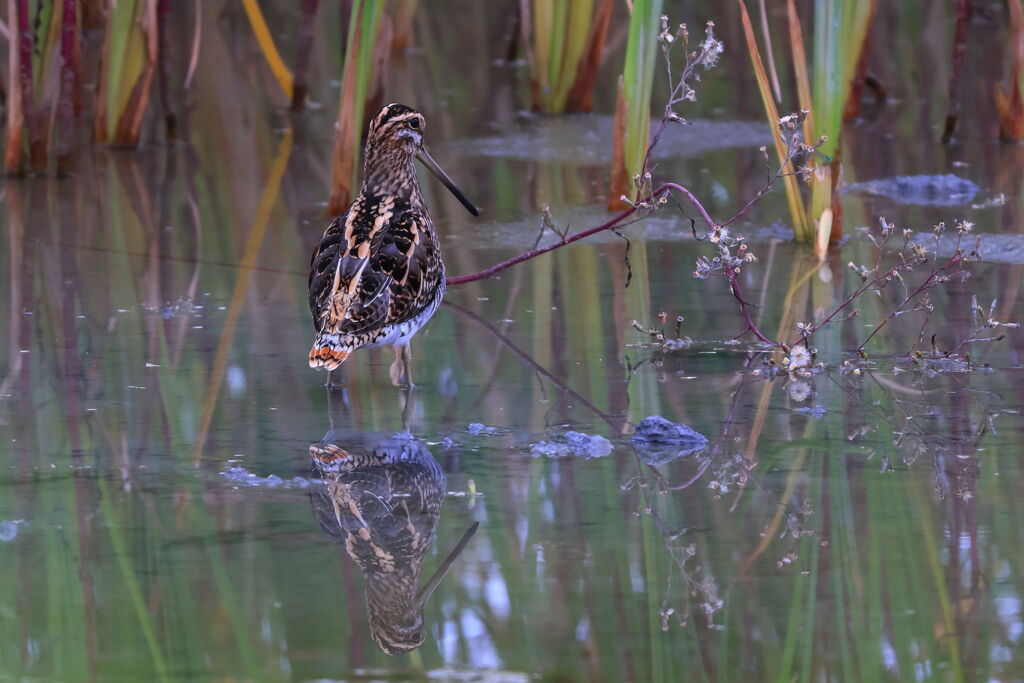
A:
1 2 1023 681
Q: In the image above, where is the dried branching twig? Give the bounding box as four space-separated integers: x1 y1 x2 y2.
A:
447 14 1017 360
447 18 748 286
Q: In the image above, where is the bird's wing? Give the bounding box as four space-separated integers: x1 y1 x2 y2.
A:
372 207 443 327
309 212 344 327
308 195 440 336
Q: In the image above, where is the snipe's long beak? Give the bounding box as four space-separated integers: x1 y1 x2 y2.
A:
417 148 480 217
416 521 479 609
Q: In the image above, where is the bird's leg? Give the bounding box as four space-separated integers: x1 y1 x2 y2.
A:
389 346 404 387
389 344 415 388
402 345 414 388
325 366 346 388
326 383 350 431
400 385 415 432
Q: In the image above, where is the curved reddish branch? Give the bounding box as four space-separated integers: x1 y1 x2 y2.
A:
446 178 774 344
446 182 716 286
445 179 778 345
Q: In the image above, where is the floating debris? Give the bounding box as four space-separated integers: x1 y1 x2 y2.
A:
912 231 1024 265
793 405 828 419
920 357 971 374
632 416 708 446
149 297 198 319
530 442 571 458
631 416 708 465
564 431 612 457
220 466 309 489
466 423 501 436
971 192 1006 209
845 174 979 206
530 431 612 459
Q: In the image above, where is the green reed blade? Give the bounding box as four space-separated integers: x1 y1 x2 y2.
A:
553 0 594 111
622 0 661 184
738 0 811 242
547 0 568 100
104 0 137 139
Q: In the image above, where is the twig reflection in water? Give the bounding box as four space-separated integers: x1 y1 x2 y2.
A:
308 387 478 654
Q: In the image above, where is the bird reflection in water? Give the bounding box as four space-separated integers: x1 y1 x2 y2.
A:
308 387 478 654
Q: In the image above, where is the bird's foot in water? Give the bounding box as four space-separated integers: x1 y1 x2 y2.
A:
390 345 415 389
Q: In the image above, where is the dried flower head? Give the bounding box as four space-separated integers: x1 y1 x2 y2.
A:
699 21 723 69
659 15 675 45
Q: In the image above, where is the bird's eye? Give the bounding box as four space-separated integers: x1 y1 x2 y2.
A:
409 117 421 130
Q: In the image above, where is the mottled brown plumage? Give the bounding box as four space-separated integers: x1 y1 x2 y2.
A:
308 104 478 384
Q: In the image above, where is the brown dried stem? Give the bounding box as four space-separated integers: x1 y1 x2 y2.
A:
16 0 42 171
156 0 177 141
4 0 24 174
57 0 77 170
291 0 320 112
941 0 970 143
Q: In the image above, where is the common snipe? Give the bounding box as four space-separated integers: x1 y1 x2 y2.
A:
308 103 478 385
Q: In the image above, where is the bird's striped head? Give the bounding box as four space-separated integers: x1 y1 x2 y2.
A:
362 103 480 217
366 103 426 157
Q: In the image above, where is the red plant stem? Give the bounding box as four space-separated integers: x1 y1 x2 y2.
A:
725 262 774 344
445 169 781 343
797 267 898 346
855 252 964 351
941 0 970 143
647 458 711 490
720 164 789 229
57 0 76 169
443 300 621 432
446 181 716 286
447 198 644 285
791 232 966 351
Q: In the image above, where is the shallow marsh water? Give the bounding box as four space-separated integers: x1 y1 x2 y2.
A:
2 2 1024 681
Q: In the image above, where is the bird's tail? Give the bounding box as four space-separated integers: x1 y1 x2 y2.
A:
309 334 352 370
